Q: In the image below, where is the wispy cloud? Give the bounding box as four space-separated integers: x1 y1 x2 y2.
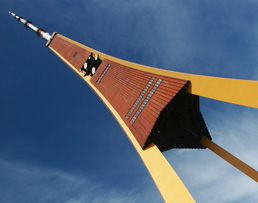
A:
0 159 144 203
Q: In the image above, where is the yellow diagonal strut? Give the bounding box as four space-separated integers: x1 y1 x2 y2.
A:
200 136 258 182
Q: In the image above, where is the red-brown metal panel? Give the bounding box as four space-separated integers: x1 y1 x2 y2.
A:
90 59 188 148
48 35 91 71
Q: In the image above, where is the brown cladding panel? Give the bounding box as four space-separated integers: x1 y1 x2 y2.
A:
49 35 91 71
91 59 188 148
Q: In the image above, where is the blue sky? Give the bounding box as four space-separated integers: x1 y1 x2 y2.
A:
1 0 258 202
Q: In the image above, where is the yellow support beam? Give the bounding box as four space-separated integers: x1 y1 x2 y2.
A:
200 136 258 183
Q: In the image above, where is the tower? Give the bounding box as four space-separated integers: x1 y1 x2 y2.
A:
9 11 258 202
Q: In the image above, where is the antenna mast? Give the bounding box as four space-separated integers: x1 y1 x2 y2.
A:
9 11 51 41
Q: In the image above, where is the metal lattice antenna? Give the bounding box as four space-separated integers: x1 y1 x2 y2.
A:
9 11 51 41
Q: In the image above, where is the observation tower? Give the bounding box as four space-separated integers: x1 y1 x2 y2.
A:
9 11 258 202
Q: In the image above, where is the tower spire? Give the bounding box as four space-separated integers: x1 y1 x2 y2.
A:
9 11 51 41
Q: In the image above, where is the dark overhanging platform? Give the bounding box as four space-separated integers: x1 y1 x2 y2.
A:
146 87 211 151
